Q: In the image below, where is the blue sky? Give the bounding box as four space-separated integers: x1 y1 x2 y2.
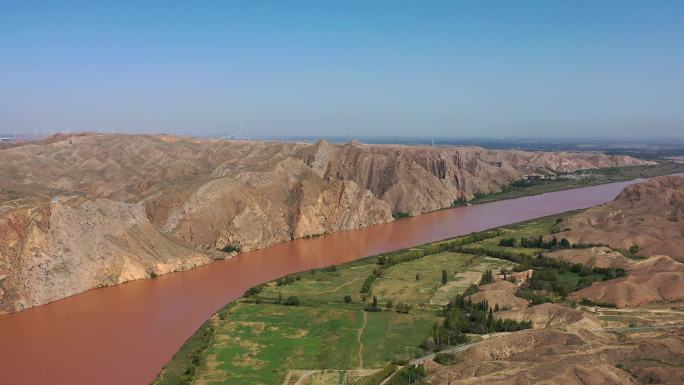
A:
1 1 683 138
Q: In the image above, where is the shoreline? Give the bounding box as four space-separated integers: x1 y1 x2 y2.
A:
4 163 682 318
1 172 682 385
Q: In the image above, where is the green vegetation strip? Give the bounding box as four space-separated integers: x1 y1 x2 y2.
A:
153 211 634 385
469 161 684 204
153 321 215 385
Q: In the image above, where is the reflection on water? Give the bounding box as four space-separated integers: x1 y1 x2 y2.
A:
0 176 673 385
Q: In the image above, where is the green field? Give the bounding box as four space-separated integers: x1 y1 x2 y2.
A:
153 210 631 385
259 263 375 305
195 303 362 385
373 252 511 306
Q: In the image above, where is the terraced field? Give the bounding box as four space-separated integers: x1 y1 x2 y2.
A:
372 252 512 305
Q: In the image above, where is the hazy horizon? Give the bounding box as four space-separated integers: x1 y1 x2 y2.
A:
2 1 683 138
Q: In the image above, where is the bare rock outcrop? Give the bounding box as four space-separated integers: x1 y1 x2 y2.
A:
0 197 211 313
0 133 648 314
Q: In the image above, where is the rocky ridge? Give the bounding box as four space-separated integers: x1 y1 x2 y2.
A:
0 133 647 314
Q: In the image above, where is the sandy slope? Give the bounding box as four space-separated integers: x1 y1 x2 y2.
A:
557 176 684 262
570 255 684 307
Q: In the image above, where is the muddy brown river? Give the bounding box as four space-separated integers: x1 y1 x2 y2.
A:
0 177 668 385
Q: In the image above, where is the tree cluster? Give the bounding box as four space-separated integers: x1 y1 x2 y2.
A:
518 235 571 249
430 295 531 350
275 275 300 286
479 269 494 285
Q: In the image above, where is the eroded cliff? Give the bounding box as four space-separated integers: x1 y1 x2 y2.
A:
0 133 648 313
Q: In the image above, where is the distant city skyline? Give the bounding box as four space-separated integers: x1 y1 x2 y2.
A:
2 1 683 138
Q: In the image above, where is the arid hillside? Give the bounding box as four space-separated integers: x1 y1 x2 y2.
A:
427 327 684 385
424 177 684 385
557 175 684 261
0 133 646 314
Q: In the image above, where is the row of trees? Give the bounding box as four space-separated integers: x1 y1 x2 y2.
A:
455 246 626 280
498 235 572 249
363 295 413 314
479 269 494 285
498 235 606 250
276 292 300 306
360 229 506 296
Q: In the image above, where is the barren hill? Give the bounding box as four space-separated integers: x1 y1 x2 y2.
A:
467 280 529 311
0 133 646 314
428 328 684 385
557 175 684 261
544 247 634 270
570 255 684 307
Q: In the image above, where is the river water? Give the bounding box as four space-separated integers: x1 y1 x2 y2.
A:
0 177 664 385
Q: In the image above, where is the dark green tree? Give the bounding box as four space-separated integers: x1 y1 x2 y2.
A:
559 238 571 249
441 269 448 285
480 269 494 285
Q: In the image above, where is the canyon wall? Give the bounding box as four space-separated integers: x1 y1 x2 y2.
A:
0 133 647 314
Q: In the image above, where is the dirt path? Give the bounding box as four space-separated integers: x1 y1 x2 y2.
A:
379 333 509 385
410 332 509 365
282 370 315 385
590 323 684 333
357 311 368 369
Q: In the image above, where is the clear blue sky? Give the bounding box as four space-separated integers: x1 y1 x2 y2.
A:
1 1 683 138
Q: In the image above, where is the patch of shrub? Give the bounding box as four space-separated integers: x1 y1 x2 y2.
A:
479 269 494 285
365 295 382 312
432 295 531 350
462 284 478 297
244 284 265 297
579 298 617 308
276 275 297 286
392 211 411 219
395 301 411 314
452 197 467 207
393 364 426 385
220 244 241 253
498 237 517 247
433 352 457 365
360 274 377 294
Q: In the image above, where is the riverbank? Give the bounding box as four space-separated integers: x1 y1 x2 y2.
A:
466 161 684 205
157 191 684 384
0 175 671 385
153 215 563 384
155 206 661 384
